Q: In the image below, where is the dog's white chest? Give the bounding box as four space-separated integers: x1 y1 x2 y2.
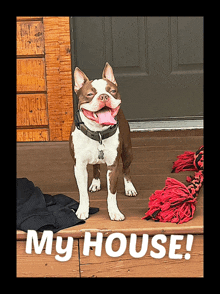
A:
71 128 119 166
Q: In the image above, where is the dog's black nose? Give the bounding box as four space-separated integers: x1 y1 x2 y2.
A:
99 94 109 101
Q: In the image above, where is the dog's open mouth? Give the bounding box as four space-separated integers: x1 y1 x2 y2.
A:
82 105 120 126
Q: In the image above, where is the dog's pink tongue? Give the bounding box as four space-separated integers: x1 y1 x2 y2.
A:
97 110 117 125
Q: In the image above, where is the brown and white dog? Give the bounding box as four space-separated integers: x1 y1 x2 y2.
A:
69 63 137 221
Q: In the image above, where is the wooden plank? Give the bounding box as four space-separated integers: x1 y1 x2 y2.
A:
16 132 203 240
16 130 203 277
17 185 203 240
17 17 43 21
16 58 46 92
43 17 74 141
133 148 199 162
16 135 203 193
16 94 48 126
62 188 203 238
131 129 203 138
17 129 49 142
131 134 203 147
16 239 79 277
79 235 203 277
16 234 203 277
16 21 44 56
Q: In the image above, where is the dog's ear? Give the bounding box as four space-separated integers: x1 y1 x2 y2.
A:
74 67 89 93
102 62 117 86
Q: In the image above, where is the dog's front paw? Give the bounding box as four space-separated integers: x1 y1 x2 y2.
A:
124 180 137 197
108 208 125 221
76 205 89 220
89 178 101 193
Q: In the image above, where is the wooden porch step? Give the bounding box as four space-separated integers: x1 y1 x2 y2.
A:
16 129 203 277
17 188 203 240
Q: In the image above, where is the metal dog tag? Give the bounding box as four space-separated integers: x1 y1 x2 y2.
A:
98 149 104 159
98 144 104 160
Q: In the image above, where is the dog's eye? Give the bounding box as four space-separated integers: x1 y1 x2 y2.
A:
111 89 116 94
87 93 94 97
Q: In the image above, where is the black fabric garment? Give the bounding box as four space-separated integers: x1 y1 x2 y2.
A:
16 178 99 233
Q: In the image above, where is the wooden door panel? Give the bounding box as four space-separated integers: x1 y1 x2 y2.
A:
16 58 46 92
175 17 203 66
16 21 45 56
16 17 73 142
73 17 106 79
16 94 48 127
170 17 203 73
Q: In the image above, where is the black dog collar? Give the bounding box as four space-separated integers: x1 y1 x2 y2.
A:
75 110 119 143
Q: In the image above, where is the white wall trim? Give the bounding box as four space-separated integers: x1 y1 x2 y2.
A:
129 119 203 132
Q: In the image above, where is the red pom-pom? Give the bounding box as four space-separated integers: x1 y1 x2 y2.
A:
172 151 196 173
142 178 197 224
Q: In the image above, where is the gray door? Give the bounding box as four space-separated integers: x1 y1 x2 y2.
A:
70 17 203 121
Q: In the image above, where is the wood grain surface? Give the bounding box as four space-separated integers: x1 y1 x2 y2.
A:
16 16 73 142
44 17 74 141
16 130 203 277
